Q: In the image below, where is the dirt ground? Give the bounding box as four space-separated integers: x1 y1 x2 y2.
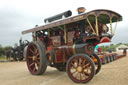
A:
0 56 128 85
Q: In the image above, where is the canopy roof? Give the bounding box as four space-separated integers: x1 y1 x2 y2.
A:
22 9 122 34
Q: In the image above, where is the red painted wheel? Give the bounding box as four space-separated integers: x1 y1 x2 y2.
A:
90 54 102 74
66 54 95 83
25 41 47 75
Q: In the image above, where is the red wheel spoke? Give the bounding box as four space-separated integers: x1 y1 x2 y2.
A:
79 58 82 66
29 48 35 54
32 44 38 54
28 56 33 59
33 67 36 72
74 59 78 65
80 73 82 80
71 63 77 68
35 63 39 69
34 49 38 54
32 44 36 50
83 63 90 68
83 71 90 76
72 70 77 74
33 44 39 55
82 59 86 66
36 53 39 57
29 62 35 67
35 60 40 65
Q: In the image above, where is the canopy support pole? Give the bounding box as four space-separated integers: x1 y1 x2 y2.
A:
87 18 96 35
113 21 118 35
58 26 64 31
95 16 99 36
64 25 67 43
58 25 66 43
48 29 50 37
110 18 113 35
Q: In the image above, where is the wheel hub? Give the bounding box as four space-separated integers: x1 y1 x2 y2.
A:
32 56 36 60
77 66 82 73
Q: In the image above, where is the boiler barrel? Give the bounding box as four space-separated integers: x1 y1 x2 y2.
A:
57 43 94 56
74 44 94 55
44 10 72 23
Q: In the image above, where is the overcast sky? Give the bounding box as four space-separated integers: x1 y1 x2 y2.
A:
0 0 128 46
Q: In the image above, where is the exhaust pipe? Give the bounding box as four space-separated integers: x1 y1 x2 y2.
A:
44 10 72 23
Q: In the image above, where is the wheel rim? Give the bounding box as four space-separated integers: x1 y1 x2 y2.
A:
67 55 95 83
26 43 40 74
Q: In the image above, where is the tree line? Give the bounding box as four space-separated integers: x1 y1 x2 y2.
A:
101 43 128 52
0 45 12 57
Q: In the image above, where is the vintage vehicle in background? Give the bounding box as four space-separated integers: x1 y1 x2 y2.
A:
22 7 122 83
10 39 29 61
98 48 127 64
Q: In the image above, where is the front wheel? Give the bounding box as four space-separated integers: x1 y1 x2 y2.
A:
66 54 95 83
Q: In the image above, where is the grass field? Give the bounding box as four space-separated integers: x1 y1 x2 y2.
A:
0 56 6 60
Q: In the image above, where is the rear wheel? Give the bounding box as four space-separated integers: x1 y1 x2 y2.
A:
66 54 95 83
90 54 102 75
25 41 47 75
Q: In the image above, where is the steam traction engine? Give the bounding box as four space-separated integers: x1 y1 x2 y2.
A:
11 39 29 61
22 8 122 83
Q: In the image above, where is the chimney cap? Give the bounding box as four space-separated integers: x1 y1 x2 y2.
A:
77 7 86 14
